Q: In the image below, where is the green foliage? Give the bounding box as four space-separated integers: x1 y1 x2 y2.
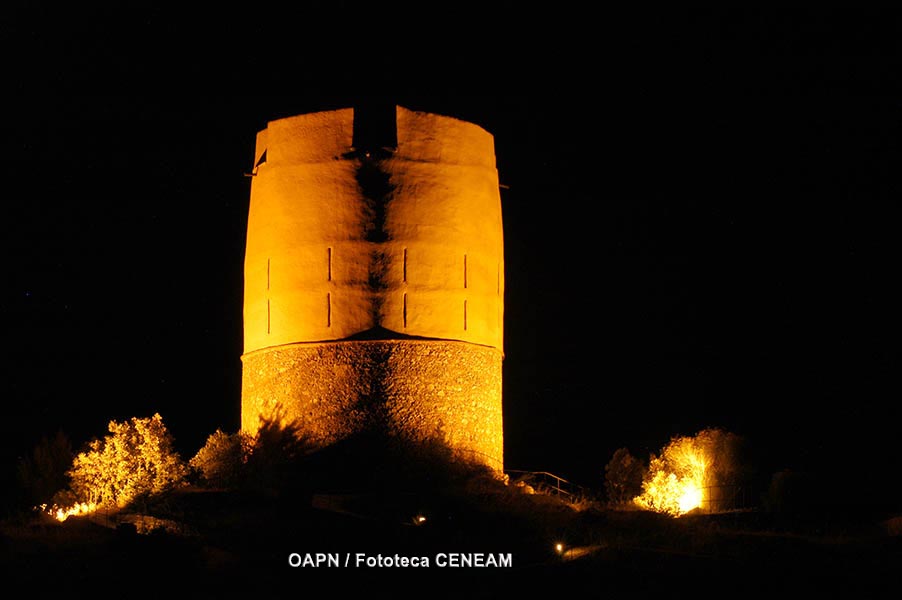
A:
66 413 188 508
604 447 645 505
16 430 74 506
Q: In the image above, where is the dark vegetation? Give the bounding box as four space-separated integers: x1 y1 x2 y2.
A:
3 420 900 598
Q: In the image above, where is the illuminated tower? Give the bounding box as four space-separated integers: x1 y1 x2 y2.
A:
240 105 504 471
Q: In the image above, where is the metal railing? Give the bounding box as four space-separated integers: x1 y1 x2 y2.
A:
505 469 592 501
699 484 755 513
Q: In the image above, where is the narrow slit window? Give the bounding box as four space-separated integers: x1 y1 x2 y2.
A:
463 254 468 289
463 299 468 331
327 247 332 281
403 293 408 328
327 293 331 327
403 248 408 282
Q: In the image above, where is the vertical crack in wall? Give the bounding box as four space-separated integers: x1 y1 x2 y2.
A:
350 105 396 428
353 102 398 327
357 157 393 244
356 154 395 325
359 343 392 433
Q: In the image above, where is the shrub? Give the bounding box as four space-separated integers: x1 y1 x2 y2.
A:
604 447 645 506
189 429 249 489
66 413 188 508
17 430 74 506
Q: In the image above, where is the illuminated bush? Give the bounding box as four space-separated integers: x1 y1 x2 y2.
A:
66 413 188 508
633 427 742 516
189 429 250 489
187 418 315 493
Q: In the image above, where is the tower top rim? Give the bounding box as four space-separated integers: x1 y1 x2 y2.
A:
260 105 494 138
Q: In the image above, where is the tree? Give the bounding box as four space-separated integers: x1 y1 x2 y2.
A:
242 417 315 494
17 430 74 506
604 447 645 505
189 429 249 489
633 427 745 515
66 413 188 508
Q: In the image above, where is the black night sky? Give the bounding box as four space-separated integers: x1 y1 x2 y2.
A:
2 8 900 514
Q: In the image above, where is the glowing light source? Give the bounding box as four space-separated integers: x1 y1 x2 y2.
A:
633 433 710 517
678 484 703 514
40 501 98 522
555 542 564 555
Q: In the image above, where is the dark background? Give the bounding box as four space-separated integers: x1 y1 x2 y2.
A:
2 8 900 512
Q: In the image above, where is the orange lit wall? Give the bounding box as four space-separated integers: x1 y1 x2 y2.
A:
241 106 504 471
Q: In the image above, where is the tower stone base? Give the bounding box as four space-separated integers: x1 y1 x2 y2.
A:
241 339 503 472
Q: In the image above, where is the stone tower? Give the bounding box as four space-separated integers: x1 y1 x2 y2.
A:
240 105 504 471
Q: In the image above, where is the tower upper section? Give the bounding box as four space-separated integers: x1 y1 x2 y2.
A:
243 106 504 355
